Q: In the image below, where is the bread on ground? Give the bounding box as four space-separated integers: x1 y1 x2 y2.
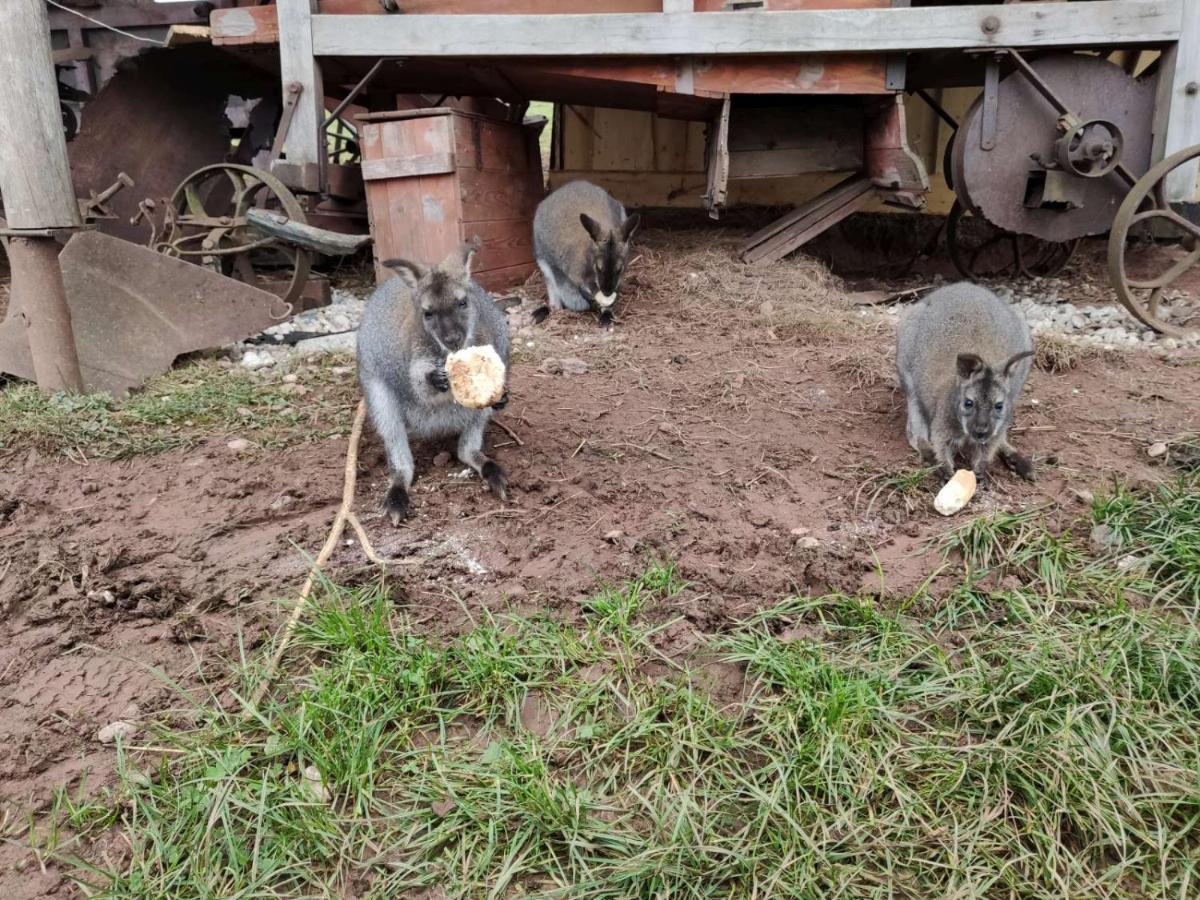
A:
445 345 506 409
934 469 977 516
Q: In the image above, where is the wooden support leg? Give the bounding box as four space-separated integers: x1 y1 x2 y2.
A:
7 237 83 393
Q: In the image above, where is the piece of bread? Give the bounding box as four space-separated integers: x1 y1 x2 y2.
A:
934 469 977 516
445 345 506 409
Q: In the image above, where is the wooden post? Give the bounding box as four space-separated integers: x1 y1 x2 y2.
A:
1155 3 1200 201
0 0 84 393
274 0 325 193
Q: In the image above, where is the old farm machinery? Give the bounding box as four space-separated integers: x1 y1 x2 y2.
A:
938 47 1199 335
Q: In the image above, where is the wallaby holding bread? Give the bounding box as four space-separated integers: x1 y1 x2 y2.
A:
357 240 510 524
896 282 1036 484
532 180 640 325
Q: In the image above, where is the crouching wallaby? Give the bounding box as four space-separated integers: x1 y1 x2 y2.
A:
532 180 640 326
357 240 510 524
896 282 1036 484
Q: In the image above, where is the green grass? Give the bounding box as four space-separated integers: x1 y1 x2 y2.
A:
0 358 358 459
27 477 1200 897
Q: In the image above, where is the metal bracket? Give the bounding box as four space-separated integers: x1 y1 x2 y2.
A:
981 54 1001 151
270 82 304 165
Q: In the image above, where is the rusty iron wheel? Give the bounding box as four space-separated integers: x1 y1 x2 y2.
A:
158 164 310 314
947 200 1079 281
1108 144 1200 337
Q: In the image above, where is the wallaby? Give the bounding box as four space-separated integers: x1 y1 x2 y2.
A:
357 240 510 524
532 180 640 326
896 282 1036 484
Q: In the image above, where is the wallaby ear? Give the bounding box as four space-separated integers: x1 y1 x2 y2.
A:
580 213 605 243
1003 349 1035 376
381 258 426 287
956 353 985 380
461 236 481 277
620 212 641 242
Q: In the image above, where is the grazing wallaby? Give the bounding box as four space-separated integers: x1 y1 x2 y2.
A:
357 240 510 524
532 180 640 325
896 282 1036 484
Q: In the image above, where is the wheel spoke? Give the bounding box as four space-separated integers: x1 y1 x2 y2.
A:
1131 207 1200 244
1125 244 1200 290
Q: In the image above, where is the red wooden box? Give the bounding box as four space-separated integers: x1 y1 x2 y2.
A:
357 108 546 292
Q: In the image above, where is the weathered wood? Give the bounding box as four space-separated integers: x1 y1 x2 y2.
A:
1156 2 1200 201
245 209 373 255
311 1 1183 57
0 0 84 392
275 0 325 186
741 173 874 264
360 152 457 181
703 97 730 218
0 0 83 230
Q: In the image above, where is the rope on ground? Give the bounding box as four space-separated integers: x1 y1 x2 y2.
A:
251 399 378 706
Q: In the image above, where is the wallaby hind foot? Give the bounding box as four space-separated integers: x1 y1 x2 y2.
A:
383 483 410 525
482 460 508 500
1000 444 1036 481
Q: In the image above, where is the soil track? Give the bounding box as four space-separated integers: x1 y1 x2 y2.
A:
2 226 1199 895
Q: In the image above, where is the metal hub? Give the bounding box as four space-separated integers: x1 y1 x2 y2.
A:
1055 119 1122 178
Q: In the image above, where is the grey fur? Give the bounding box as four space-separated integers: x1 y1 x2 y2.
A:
896 282 1036 483
357 241 511 524
532 179 639 318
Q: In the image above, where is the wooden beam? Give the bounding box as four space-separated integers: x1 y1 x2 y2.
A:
0 0 84 392
275 0 326 188
1155 3 1200 200
311 1 1184 57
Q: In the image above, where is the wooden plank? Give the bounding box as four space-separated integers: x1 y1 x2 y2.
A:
474 261 538 293
1156 2 1200 200
452 116 532 171
361 152 457 181
730 146 861 178
743 174 874 264
548 168 858 208
466 218 536 272
311 2 1184 57
692 55 887 94
743 172 869 248
275 0 325 181
0 0 82 230
458 168 542 223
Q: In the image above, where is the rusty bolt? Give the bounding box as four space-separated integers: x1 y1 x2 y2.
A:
1186 81 1200 96
981 15 1000 35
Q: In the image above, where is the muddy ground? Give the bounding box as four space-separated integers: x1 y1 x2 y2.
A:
2 220 1198 895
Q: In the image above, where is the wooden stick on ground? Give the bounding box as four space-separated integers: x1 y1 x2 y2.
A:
252 400 372 707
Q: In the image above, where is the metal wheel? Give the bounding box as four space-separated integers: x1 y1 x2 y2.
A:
156 164 310 313
1108 144 1200 337
947 200 1079 280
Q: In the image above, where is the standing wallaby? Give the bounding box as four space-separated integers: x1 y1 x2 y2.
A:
532 180 640 326
896 282 1036 484
357 240 510 524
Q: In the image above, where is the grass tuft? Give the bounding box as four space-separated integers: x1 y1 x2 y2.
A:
0 358 357 459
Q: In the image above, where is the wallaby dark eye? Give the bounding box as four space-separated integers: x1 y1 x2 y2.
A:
964 398 974 409
994 401 1004 411
423 310 433 319
458 299 468 309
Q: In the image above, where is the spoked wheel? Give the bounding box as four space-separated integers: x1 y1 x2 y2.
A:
947 200 1079 280
156 164 310 313
1108 144 1200 337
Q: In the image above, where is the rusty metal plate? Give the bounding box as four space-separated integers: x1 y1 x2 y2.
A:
0 231 287 395
951 54 1155 243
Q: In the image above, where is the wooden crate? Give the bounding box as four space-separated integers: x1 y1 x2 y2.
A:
358 108 546 292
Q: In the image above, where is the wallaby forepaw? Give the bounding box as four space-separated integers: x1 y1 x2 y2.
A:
491 390 509 411
382 485 410 525
598 310 614 329
427 368 450 392
531 305 550 325
482 460 508 501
